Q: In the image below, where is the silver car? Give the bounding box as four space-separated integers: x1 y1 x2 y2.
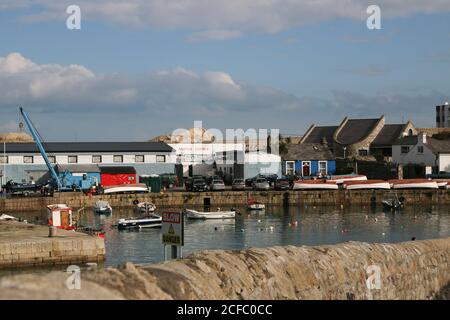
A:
210 179 226 191
253 178 270 190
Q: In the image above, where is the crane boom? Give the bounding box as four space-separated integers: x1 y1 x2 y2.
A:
19 107 62 190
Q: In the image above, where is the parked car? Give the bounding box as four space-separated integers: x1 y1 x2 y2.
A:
160 173 178 188
210 179 226 191
253 178 270 190
274 178 290 190
184 175 204 191
246 174 278 187
232 179 246 190
190 178 208 192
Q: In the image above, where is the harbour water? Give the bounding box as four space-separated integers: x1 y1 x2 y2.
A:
6 204 450 268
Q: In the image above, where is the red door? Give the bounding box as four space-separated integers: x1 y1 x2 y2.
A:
302 162 310 176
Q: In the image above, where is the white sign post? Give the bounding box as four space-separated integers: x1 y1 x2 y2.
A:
162 211 184 260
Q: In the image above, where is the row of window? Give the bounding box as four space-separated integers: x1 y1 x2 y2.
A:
401 146 423 154
0 155 166 164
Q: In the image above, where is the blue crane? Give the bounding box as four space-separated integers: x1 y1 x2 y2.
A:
19 107 63 190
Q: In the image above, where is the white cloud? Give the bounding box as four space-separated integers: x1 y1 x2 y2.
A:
4 1 450 38
187 29 243 42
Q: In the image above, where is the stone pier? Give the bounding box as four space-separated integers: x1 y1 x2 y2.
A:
0 221 105 269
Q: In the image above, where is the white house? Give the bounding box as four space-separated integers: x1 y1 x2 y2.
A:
392 133 450 174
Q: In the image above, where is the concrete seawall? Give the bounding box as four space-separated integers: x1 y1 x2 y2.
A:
0 221 105 269
1 189 450 212
0 237 448 299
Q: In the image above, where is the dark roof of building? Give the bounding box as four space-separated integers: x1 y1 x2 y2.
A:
335 118 380 145
0 142 173 153
302 126 337 144
426 138 450 154
372 124 406 147
394 136 450 154
55 164 101 173
393 136 419 146
99 166 136 174
283 143 334 160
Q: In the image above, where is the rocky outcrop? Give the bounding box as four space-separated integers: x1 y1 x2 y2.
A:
0 238 449 300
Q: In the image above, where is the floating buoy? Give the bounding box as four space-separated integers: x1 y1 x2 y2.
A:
257 219 261 223
269 226 274 232
381 232 385 236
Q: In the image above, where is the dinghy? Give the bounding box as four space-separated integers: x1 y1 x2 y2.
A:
0 214 17 221
94 200 112 214
247 200 265 210
329 174 367 184
117 214 162 230
136 202 156 213
185 209 236 220
435 181 449 189
343 180 391 190
389 179 439 189
293 180 339 190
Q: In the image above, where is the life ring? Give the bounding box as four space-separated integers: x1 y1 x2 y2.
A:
132 199 139 205
370 196 376 202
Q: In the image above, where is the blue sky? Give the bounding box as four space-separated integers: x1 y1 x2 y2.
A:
0 1 449 141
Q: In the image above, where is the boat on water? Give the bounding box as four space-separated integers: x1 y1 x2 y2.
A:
389 179 439 189
136 202 156 213
329 174 368 184
185 209 236 220
117 214 162 230
47 204 75 230
343 180 391 190
0 214 17 221
382 191 404 211
103 183 149 194
94 200 112 214
247 200 265 210
293 180 339 190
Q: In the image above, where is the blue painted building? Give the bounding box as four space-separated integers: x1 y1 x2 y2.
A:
282 143 336 177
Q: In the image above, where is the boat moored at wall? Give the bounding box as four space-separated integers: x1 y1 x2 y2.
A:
185 209 236 219
343 180 391 190
389 179 439 189
293 180 339 190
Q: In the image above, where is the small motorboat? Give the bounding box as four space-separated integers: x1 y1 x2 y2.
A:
389 179 439 189
293 180 338 190
94 200 112 214
117 214 162 230
103 183 149 194
247 200 265 210
382 191 404 211
185 209 236 220
0 214 17 221
136 202 156 214
329 174 367 184
343 180 391 190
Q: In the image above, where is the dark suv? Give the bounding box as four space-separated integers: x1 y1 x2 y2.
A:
186 178 208 192
274 178 290 190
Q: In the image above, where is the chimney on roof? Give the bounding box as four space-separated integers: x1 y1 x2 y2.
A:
420 132 427 144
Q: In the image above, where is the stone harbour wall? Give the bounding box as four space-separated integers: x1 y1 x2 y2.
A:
0 222 105 269
0 189 449 212
0 237 448 300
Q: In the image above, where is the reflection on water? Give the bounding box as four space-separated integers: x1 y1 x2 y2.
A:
7 204 450 268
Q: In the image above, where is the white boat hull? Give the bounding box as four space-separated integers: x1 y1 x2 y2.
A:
392 182 438 189
248 204 265 210
185 209 235 219
329 175 367 184
344 182 391 190
103 186 149 194
293 183 338 190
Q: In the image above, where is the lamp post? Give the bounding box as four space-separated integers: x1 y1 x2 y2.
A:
343 146 347 159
